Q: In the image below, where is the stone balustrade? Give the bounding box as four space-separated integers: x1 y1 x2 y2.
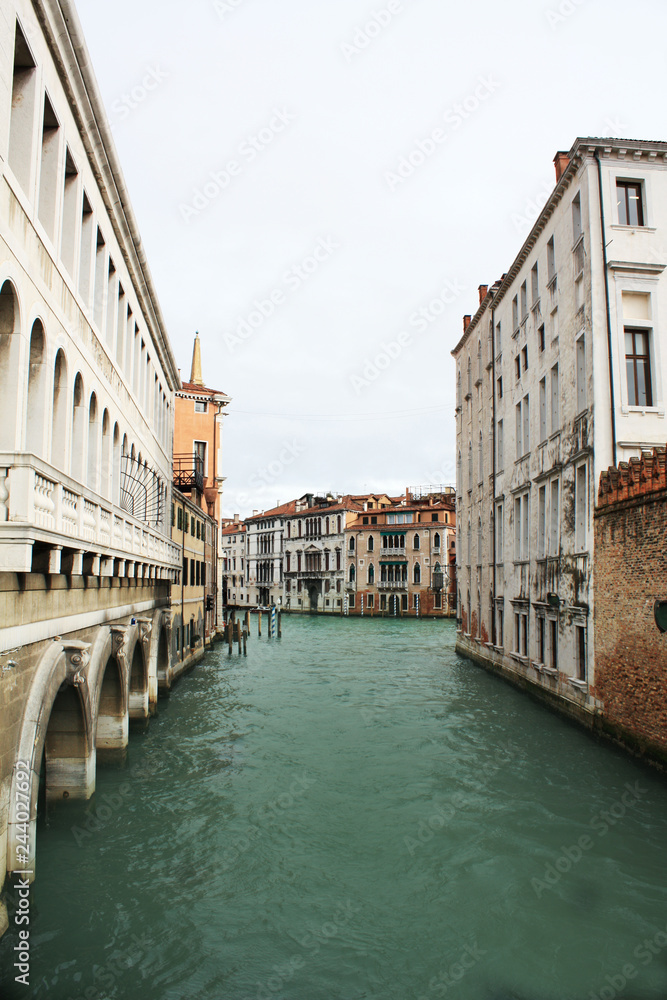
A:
0 454 180 578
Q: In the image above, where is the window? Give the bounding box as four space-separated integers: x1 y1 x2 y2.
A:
368 564 375 584
195 400 208 413
616 180 644 227
549 479 559 555
467 356 472 395
576 335 586 412
547 237 556 283
495 503 503 563
512 295 519 332
537 617 545 664
434 532 441 549
572 192 582 243
190 560 195 586
514 493 529 561
38 94 60 242
516 402 522 457
8 22 37 192
575 464 587 551
497 419 504 470
531 263 539 306
497 376 503 399
368 535 374 551
550 365 559 433
478 432 483 483
538 485 546 558
468 443 473 489
520 281 527 320
515 356 521 381
79 192 94 305
550 307 559 344
539 378 547 442
349 536 355 552
414 533 420 550
514 611 528 656
576 625 587 681
538 324 545 353
467 519 471 566
367 594 374 609
477 518 482 565
414 563 421 584
349 565 355 583
61 148 79 277
522 345 528 372
549 619 558 670
495 322 501 354
625 329 653 406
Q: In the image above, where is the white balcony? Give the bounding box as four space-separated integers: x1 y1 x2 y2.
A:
0 454 180 577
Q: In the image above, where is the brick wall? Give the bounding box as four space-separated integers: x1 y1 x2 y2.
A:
594 447 667 762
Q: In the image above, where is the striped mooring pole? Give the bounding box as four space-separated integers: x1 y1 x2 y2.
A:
416 594 420 618
344 594 349 616
360 594 364 617
270 605 277 638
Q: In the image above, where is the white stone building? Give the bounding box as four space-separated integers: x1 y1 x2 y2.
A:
283 494 363 613
220 519 248 609
453 136 667 724
245 503 290 608
0 0 181 927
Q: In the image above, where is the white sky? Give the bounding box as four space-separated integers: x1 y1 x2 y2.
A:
75 0 667 518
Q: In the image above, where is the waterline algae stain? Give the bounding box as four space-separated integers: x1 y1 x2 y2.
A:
1 617 667 999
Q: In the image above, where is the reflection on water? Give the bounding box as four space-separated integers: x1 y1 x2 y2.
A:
1 616 667 1000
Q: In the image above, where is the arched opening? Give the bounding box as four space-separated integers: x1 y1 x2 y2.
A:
87 392 99 490
96 655 127 756
112 423 120 505
368 563 375 585
308 585 318 613
26 319 47 457
51 348 68 470
349 565 355 583
156 626 170 695
414 563 421 585
71 372 86 482
413 533 420 550
44 682 91 800
100 408 111 499
0 281 22 450
129 641 149 718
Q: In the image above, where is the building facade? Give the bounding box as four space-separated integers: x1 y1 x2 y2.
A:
283 495 363 614
345 490 456 616
245 503 290 608
0 0 181 932
171 487 217 676
453 137 667 728
220 519 248 609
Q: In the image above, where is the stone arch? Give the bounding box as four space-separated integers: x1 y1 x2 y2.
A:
128 637 148 720
7 641 95 874
87 627 129 756
112 422 120 505
87 392 99 491
25 319 47 457
0 279 22 450
71 372 86 482
51 348 68 471
100 408 111 499
156 623 170 695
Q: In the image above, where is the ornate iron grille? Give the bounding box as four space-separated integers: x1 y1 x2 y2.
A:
120 454 165 528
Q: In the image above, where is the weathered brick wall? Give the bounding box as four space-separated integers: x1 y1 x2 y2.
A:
594 447 667 760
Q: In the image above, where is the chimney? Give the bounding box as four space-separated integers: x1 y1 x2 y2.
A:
478 285 488 305
233 513 239 523
190 331 204 387
554 151 570 182
463 315 471 333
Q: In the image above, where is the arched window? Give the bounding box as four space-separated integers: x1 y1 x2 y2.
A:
318 518 322 536
477 517 482 565
51 349 68 470
413 533 420 550
326 517 330 534
349 564 355 583
26 320 47 458
87 393 99 490
368 564 374 584
287 521 291 539
478 431 483 483
100 409 111 498
71 373 86 482
349 536 355 551
368 535 374 551
112 423 120 505
414 563 421 584
337 516 342 533
0 281 21 451
468 443 473 487
298 520 302 537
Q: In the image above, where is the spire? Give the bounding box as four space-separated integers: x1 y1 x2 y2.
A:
190 332 203 386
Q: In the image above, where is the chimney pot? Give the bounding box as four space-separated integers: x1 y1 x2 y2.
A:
478 284 488 305
554 151 570 182
463 314 472 333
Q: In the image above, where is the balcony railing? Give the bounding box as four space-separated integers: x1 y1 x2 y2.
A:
173 453 205 495
377 580 408 591
0 454 180 574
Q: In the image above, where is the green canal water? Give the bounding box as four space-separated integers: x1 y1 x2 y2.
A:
2 616 667 1000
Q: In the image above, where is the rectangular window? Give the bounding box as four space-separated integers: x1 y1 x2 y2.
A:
550 619 558 670
497 376 503 399
522 345 528 372
8 23 37 192
576 625 587 680
522 614 528 657
550 365 559 433
550 479 559 555
177 507 183 530
514 497 521 561
539 378 547 442
195 561 200 586
625 328 653 406
434 593 441 609
616 180 644 227
496 502 503 563
531 262 539 306
194 440 207 477
515 613 520 653
538 485 546 558
368 595 374 609
522 395 530 455
516 403 522 458
575 464 587 551
515 356 521 381
520 281 528 320
116 288 126 368
572 192 582 243
522 493 529 560
190 561 195 586
538 324 545 353
93 229 106 332
61 148 79 277
576 335 586 412
78 192 94 306
195 400 208 413
550 307 559 343
183 555 188 580
512 295 519 331
495 321 501 353
37 94 60 242
547 237 556 283
497 419 504 471
537 617 545 664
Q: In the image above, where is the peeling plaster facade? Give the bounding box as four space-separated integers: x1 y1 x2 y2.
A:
452 137 667 727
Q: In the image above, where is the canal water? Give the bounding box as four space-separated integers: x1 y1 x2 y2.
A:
2 616 667 1000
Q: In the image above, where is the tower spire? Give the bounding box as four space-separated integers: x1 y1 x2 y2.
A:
190 331 203 386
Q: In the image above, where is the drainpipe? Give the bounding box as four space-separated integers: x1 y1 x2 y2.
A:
491 304 497 646
594 150 618 467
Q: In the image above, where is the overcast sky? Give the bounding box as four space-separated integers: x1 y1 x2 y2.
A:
76 0 667 518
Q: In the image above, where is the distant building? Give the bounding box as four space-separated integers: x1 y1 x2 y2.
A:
171 484 217 676
220 519 248 609
245 503 291 607
452 137 667 728
345 489 456 616
283 495 363 614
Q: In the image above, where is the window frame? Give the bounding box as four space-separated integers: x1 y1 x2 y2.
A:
616 179 645 228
